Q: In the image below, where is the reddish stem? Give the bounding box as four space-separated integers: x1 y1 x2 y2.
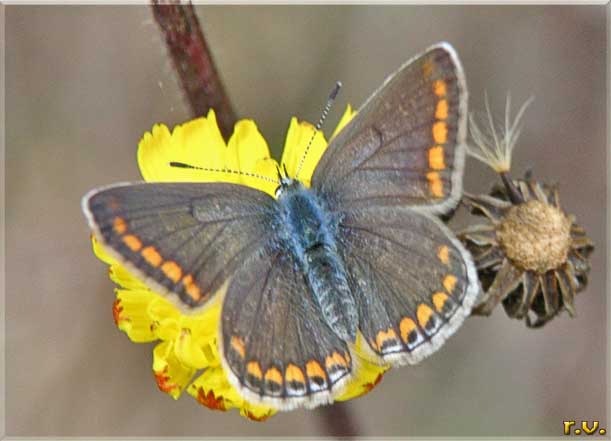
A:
151 1 237 140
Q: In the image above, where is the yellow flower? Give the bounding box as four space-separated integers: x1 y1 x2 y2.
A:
92 107 389 421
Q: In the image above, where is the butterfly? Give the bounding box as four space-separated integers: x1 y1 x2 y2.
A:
82 42 479 411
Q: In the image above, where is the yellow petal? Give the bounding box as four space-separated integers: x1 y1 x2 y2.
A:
113 289 158 342
336 332 389 401
280 105 355 187
91 235 115 265
153 341 196 400
330 104 356 140
280 118 327 187
175 300 222 369
137 109 227 183
187 366 277 420
225 120 278 195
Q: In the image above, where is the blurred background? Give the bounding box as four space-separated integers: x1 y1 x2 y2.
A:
5 4 608 437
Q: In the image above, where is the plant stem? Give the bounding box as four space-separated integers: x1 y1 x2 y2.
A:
151 1 237 140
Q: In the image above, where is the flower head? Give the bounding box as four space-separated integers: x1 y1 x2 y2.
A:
461 96 594 327
91 108 388 420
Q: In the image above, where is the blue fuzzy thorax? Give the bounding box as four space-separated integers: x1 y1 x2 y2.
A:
276 180 358 342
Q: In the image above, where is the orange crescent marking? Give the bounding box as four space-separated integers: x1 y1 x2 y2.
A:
432 292 450 313
264 367 283 385
433 79 447 97
399 317 417 343
306 360 327 381
230 336 246 359
332 351 348 367
112 217 127 234
426 171 444 198
416 304 435 329
141 246 162 267
443 275 457 294
433 121 448 144
246 361 263 380
285 364 305 384
161 261 182 283
181 274 202 302
122 234 142 252
428 146 446 170
422 60 434 78
437 245 450 265
375 328 398 350
435 99 449 120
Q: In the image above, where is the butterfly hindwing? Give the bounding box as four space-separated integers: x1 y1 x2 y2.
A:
220 244 353 410
83 182 277 310
312 43 467 215
337 207 479 365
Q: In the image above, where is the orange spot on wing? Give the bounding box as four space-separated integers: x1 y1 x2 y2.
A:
142 246 162 267
325 352 348 373
265 367 282 384
428 146 446 170
369 338 378 351
246 361 263 380
161 260 182 283
399 317 417 343
306 360 327 381
285 364 305 384
182 274 202 302
432 292 449 313
422 60 434 78
416 304 434 329
230 336 246 358
433 79 447 97
375 328 398 350
122 234 142 252
333 351 348 367
426 171 444 198
264 367 283 385
343 351 351 365
438 245 450 264
443 275 457 293
435 99 449 120
112 217 127 234
433 121 448 144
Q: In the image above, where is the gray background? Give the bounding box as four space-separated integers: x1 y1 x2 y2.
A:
5 5 608 437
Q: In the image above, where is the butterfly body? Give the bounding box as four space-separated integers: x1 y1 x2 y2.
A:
275 179 358 342
83 43 480 411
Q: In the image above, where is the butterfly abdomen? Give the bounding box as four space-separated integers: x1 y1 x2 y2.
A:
305 244 358 342
277 181 358 342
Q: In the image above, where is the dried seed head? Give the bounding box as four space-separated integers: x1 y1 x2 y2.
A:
496 200 573 273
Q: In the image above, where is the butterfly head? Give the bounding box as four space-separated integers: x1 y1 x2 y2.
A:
274 162 301 198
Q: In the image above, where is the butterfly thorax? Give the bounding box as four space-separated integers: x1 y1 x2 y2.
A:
276 180 358 342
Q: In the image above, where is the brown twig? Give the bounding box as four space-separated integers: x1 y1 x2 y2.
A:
151 1 237 140
317 402 361 438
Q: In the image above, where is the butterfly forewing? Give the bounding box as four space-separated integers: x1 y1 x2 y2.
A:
312 43 467 215
83 182 277 310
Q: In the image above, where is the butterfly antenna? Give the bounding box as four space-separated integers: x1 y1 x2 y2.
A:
169 162 278 184
294 81 342 179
